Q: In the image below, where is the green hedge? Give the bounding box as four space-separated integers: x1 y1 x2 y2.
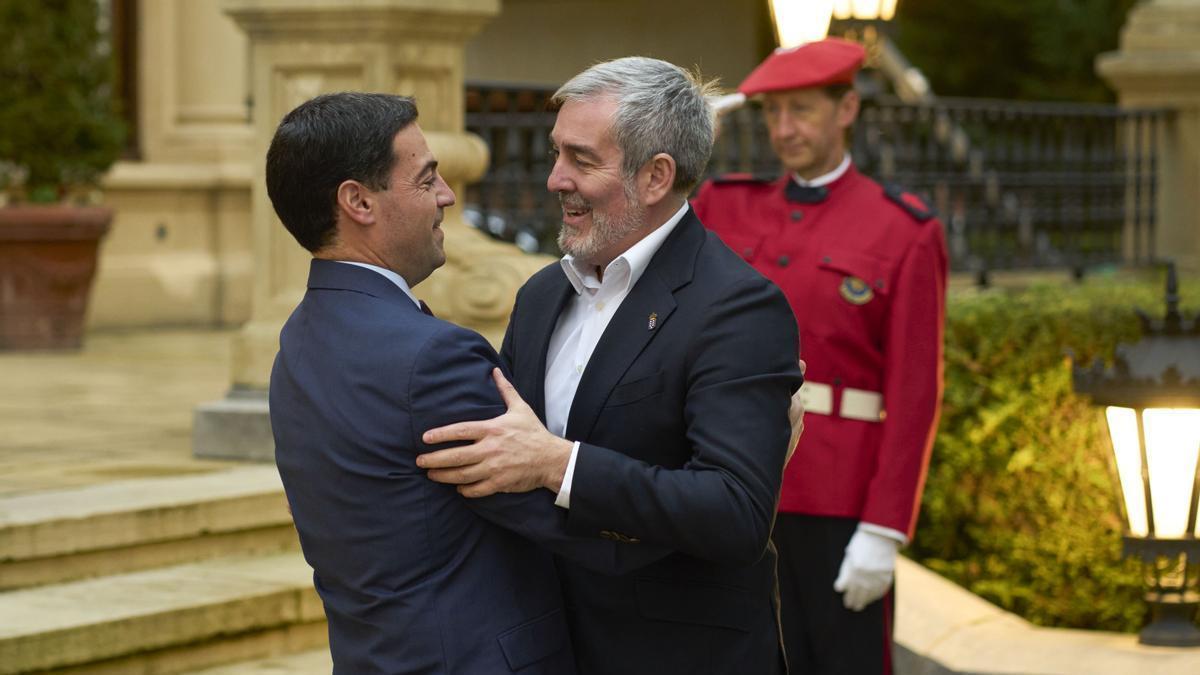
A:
910 272 1198 632
0 0 126 201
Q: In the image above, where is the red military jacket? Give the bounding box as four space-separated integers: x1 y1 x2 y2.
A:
692 165 948 538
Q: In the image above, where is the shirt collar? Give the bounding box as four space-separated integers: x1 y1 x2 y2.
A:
792 153 851 188
334 260 421 308
559 200 690 296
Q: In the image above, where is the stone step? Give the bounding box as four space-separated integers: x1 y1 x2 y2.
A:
0 466 297 590
185 647 332 674
0 551 325 674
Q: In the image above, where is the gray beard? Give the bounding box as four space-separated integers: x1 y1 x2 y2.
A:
557 192 645 265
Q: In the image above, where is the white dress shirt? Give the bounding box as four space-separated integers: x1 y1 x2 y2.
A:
548 201 690 508
335 261 422 309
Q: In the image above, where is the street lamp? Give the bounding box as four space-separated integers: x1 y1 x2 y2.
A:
834 0 899 22
1073 264 1200 647
767 0 899 48
768 0 835 49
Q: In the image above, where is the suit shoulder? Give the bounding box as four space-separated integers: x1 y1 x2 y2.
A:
692 239 797 331
424 317 497 354
696 229 778 288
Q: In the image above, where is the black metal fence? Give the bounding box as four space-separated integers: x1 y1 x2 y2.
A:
466 83 1172 277
464 84 561 254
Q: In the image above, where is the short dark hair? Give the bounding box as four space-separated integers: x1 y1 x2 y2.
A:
265 93 418 252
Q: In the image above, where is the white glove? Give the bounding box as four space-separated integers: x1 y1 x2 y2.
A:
832 528 900 611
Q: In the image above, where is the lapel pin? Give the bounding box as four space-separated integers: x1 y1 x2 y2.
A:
647 312 658 330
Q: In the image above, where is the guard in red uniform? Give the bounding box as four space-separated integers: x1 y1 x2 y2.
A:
692 38 947 674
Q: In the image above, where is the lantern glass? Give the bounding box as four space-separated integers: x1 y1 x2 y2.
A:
770 0 834 48
1144 408 1200 538
1107 406 1149 536
833 0 898 21
1106 406 1200 538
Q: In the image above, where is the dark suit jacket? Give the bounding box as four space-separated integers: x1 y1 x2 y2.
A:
500 209 804 675
270 260 664 675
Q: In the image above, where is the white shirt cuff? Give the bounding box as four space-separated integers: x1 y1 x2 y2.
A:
553 441 581 509
857 521 909 547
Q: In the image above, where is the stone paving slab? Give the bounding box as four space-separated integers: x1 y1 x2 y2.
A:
0 552 320 674
0 465 288 559
186 648 332 674
0 465 297 590
0 330 241 497
895 557 1200 674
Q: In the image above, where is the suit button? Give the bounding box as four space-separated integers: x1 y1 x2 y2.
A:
790 210 803 222
822 255 832 264
778 255 790 267
742 248 753 258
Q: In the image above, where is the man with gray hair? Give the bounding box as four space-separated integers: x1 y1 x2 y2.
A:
419 57 804 674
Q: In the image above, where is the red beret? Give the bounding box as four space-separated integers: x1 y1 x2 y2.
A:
738 38 865 96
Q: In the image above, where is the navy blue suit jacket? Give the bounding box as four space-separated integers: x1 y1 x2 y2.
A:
271 260 665 675
501 210 804 675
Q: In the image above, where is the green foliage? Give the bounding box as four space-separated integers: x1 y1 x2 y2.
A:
892 0 1138 102
911 274 1199 632
0 0 126 202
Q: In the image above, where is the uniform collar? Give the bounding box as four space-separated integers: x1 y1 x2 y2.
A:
782 156 856 204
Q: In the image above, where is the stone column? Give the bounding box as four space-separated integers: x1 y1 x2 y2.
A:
92 0 254 330
194 0 553 460
1097 0 1200 274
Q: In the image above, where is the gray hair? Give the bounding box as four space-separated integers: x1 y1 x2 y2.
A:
553 57 719 194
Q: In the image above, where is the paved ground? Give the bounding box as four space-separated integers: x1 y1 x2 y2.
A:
0 329 240 497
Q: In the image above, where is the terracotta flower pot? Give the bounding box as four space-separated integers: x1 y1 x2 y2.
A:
0 205 112 350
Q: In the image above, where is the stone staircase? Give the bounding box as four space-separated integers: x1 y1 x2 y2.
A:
0 466 329 674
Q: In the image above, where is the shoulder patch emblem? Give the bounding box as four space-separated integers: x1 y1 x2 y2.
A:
839 276 874 305
883 184 935 222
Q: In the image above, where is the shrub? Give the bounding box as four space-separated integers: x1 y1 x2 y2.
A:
910 273 1198 632
0 0 126 202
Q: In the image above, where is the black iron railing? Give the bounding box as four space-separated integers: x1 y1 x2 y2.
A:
466 83 1172 278
464 84 560 253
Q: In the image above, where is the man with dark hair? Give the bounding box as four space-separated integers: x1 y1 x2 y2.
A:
267 92 667 675
418 58 804 675
692 38 949 674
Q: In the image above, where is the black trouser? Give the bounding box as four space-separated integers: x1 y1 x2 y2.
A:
773 513 893 675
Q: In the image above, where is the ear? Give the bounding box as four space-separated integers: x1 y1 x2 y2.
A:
835 89 860 130
640 153 677 207
336 179 376 226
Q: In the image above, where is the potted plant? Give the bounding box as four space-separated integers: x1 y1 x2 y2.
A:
0 0 126 349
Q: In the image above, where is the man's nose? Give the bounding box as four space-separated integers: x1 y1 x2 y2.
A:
770 111 796 139
436 175 456 207
547 159 572 194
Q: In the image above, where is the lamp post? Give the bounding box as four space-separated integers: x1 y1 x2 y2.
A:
1073 264 1200 647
